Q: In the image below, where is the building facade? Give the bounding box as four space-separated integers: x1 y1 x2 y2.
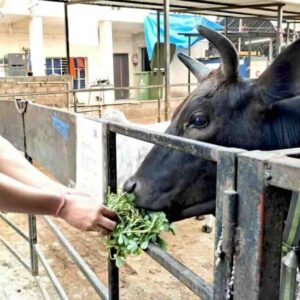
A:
0 0 208 102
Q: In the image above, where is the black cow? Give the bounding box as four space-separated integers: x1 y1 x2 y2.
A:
124 26 300 221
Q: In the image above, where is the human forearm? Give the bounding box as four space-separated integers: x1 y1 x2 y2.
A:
0 137 118 232
0 172 61 215
0 136 85 195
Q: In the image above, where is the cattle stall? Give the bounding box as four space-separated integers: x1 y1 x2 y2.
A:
42 0 300 121
1 1 300 299
0 98 299 299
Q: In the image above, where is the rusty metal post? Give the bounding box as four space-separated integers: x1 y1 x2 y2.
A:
213 151 240 299
234 151 290 299
163 0 170 121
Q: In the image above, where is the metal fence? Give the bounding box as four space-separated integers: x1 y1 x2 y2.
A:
0 82 197 123
0 99 299 299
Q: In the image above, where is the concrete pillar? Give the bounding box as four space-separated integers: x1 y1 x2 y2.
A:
99 21 114 103
29 1 45 76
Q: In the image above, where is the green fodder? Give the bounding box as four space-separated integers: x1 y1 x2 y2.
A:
105 192 175 267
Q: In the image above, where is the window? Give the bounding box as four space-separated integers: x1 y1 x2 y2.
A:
45 57 87 89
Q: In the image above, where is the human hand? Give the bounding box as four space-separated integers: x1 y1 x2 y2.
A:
57 194 118 233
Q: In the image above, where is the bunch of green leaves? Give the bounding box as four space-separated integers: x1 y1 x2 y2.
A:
105 192 175 267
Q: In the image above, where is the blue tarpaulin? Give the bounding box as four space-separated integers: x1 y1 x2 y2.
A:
144 14 223 59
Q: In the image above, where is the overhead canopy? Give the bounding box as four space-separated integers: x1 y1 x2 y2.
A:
144 14 223 59
51 1 300 21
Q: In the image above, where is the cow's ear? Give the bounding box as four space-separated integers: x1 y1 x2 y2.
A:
257 39 300 105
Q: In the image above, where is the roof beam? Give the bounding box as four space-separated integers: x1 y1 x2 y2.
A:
40 0 300 21
172 2 280 13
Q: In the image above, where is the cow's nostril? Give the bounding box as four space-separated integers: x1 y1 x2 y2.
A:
123 178 137 193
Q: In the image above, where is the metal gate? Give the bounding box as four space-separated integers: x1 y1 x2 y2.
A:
0 99 298 299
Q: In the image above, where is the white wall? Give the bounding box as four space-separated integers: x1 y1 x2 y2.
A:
1 0 150 22
171 40 209 97
0 1 211 100
113 31 140 98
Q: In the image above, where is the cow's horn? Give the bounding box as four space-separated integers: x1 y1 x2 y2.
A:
197 25 238 80
177 53 210 81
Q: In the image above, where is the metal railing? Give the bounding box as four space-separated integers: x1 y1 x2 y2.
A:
0 82 197 122
0 99 299 299
102 120 243 300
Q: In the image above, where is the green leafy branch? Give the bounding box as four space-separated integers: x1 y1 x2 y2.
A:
105 192 175 267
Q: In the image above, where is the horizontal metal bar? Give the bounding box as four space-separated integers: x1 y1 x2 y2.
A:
76 109 101 113
180 31 277 38
43 217 108 300
0 236 31 273
0 213 30 242
0 82 197 98
145 243 213 300
100 120 241 162
173 2 279 12
43 0 300 21
268 156 300 192
72 104 102 108
35 246 68 300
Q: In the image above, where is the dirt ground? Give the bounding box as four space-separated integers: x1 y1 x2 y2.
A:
0 214 214 300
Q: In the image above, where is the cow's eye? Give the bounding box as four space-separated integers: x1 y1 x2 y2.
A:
189 113 209 128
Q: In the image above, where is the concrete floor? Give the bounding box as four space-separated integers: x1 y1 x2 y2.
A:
0 242 57 300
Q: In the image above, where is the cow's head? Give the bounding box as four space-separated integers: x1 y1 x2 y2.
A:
124 26 300 221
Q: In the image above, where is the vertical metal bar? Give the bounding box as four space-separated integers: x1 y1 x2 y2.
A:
28 214 39 276
280 250 298 300
157 10 161 123
106 127 119 300
269 39 273 63
293 22 297 41
157 10 160 73
73 91 77 113
64 3 71 75
224 17 228 37
247 35 252 78
221 191 238 257
157 96 161 123
44 217 108 299
188 36 191 95
286 22 290 45
238 18 242 54
163 0 170 121
25 120 39 278
234 152 290 299
276 4 284 56
213 151 239 299
35 246 68 300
